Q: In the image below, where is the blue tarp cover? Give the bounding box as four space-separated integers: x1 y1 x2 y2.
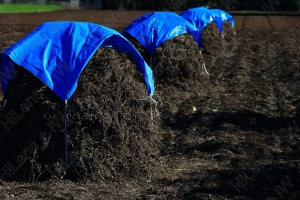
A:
0 22 154 100
181 7 234 32
180 7 214 31
209 9 234 32
122 12 201 54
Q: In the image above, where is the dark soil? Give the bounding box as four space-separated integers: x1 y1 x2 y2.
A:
0 48 161 182
0 12 300 199
153 30 300 199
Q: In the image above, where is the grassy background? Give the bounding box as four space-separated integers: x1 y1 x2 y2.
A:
0 4 63 13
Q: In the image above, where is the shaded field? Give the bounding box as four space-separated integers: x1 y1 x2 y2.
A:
0 11 300 199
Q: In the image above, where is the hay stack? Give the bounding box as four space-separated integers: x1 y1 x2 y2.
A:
125 33 210 118
200 21 236 55
0 88 2 102
126 34 208 90
0 48 160 182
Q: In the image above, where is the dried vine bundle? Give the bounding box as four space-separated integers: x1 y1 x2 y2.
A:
0 48 161 182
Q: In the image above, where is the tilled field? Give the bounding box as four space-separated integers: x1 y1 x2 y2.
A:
0 10 300 199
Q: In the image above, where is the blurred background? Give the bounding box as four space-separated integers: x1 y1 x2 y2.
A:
101 0 300 11
1 0 299 11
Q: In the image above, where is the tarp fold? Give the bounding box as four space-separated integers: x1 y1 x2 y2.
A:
0 22 155 100
181 7 234 32
122 12 201 54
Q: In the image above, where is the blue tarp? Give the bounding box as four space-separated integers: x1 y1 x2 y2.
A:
180 7 214 31
209 9 234 32
122 12 201 54
181 7 234 32
0 22 154 100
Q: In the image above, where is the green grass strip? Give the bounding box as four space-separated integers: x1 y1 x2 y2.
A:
0 4 63 13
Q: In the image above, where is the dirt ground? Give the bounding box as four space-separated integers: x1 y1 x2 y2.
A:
0 10 300 199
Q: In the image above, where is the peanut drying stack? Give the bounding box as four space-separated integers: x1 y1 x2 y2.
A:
126 33 208 90
126 33 210 117
201 21 236 55
0 47 161 182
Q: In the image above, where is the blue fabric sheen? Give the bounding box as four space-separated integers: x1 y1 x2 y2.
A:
0 22 155 100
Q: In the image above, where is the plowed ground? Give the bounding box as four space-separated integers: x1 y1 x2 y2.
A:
0 10 299 199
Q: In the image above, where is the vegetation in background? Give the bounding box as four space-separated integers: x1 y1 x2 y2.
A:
0 4 63 13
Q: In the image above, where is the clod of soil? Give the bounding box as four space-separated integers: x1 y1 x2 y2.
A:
0 48 161 182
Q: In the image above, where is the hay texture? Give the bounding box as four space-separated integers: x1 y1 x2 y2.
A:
126 34 208 89
0 48 160 182
200 21 236 55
